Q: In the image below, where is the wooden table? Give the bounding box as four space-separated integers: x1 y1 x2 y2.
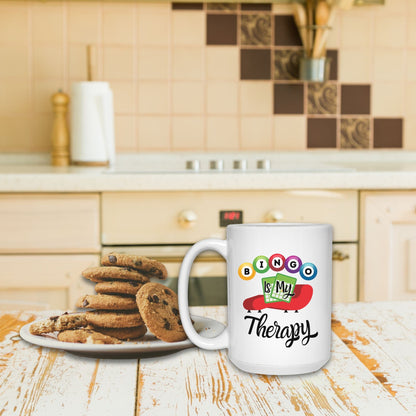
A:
1 302 415 415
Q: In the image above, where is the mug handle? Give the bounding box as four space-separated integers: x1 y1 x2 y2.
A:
178 238 229 350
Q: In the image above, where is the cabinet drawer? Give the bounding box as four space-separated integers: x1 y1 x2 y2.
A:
0 255 98 309
0 194 100 253
102 190 358 244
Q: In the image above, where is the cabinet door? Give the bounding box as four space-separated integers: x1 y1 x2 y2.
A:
333 244 357 303
0 255 98 310
360 192 416 301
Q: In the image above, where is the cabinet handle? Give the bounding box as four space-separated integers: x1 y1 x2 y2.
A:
332 250 350 262
178 210 198 229
265 210 284 223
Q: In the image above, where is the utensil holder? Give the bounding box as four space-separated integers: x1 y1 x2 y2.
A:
299 57 331 83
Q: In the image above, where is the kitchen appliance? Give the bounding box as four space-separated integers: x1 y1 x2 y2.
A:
70 82 115 166
178 223 333 375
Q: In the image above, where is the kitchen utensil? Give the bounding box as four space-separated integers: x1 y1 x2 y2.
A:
314 5 336 58
312 0 331 58
51 90 70 166
179 223 333 375
306 0 314 56
293 3 308 51
70 81 115 166
20 315 224 356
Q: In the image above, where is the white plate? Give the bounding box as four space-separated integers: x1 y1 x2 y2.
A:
20 315 224 357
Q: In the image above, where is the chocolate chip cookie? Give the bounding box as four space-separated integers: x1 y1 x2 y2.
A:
82 266 150 283
76 294 138 311
86 311 143 328
57 329 121 344
30 312 87 335
136 283 186 342
88 325 147 341
95 281 143 297
102 253 168 280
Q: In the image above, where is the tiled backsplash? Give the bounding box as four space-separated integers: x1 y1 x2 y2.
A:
0 0 414 153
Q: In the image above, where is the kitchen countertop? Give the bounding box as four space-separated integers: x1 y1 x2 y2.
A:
0 151 416 192
0 302 415 415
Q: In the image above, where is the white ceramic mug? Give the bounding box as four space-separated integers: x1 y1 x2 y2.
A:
178 223 333 375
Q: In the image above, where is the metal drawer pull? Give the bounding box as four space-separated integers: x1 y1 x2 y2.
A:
332 250 350 262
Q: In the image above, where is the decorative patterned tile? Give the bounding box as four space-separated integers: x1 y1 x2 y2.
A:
241 14 271 46
274 83 304 114
340 118 370 149
207 14 237 45
172 3 203 10
207 3 238 11
373 118 403 148
274 15 302 46
341 84 371 114
307 118 337 148
308 83 337 115
241 3 272 11
273 49 301 80
241 49 271 80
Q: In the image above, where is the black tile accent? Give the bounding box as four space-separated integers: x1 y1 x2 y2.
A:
307 118 337 148
207 3 238 11
274 15 302 46
273 49 301 80
207 14 237 45
341 84 371 115
373 118 403 148
274 83 304 114
172 3 203 10
241 14 271 46
341 118 370 149
241 3 272 11
308 83 337 115
326 49 338 81
241 49 271 80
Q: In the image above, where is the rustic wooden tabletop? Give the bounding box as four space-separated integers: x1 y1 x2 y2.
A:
0 302 415 416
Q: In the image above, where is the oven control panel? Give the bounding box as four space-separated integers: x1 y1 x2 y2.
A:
219 210 243 227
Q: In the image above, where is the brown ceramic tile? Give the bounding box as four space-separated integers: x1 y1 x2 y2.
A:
207 3 238 11
241 14 271 46
373 118 403 148
274 83 304 114
207 14 237 45
307 118 337 148
341 84 371 114
274 15 302 46
172 3 203 10
273 50 301 80
327 49 338 81
341 118 370 149
308 83 337 115
241 3 272 11
241 49 271 80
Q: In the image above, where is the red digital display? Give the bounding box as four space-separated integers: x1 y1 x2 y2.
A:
220 210 243 227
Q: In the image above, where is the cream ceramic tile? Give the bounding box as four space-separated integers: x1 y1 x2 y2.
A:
172 81 204 114
326 14 341 49
137 11 170 46
137 116 170 151
375 0 407 16
34 79 64 114
102 4 135 45
172 12 205 46
33 45 64 80
339 49 372 83
406 50 416 82
33 114 53 152
373 48 405 82
138 47 170 80
111 81 135 114
410 0 416 16
340 15 372 48
32 3 64 45
67 2 100 44
172 47 204 80
372 82 404 117
408 20 416 48
240 81 273 115
103 46 134 81
0 117 32 152
0 80 30 115
374 16 406 48
114 115 137 151
272 4 295 14
137 3 170 14
68 45 90 80
0 4 29 45
138 81 169 115
274 115 307 150
405 83 416 116
206 47 239 81
172 116 204 150
206 81 238 115
240 116 273 150
404 118 416 150
206 116 239 150
0 45 29 78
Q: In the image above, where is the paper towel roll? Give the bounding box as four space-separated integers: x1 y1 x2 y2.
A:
70 82 115 166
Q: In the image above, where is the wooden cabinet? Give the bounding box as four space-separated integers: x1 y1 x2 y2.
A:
360 191 416 301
